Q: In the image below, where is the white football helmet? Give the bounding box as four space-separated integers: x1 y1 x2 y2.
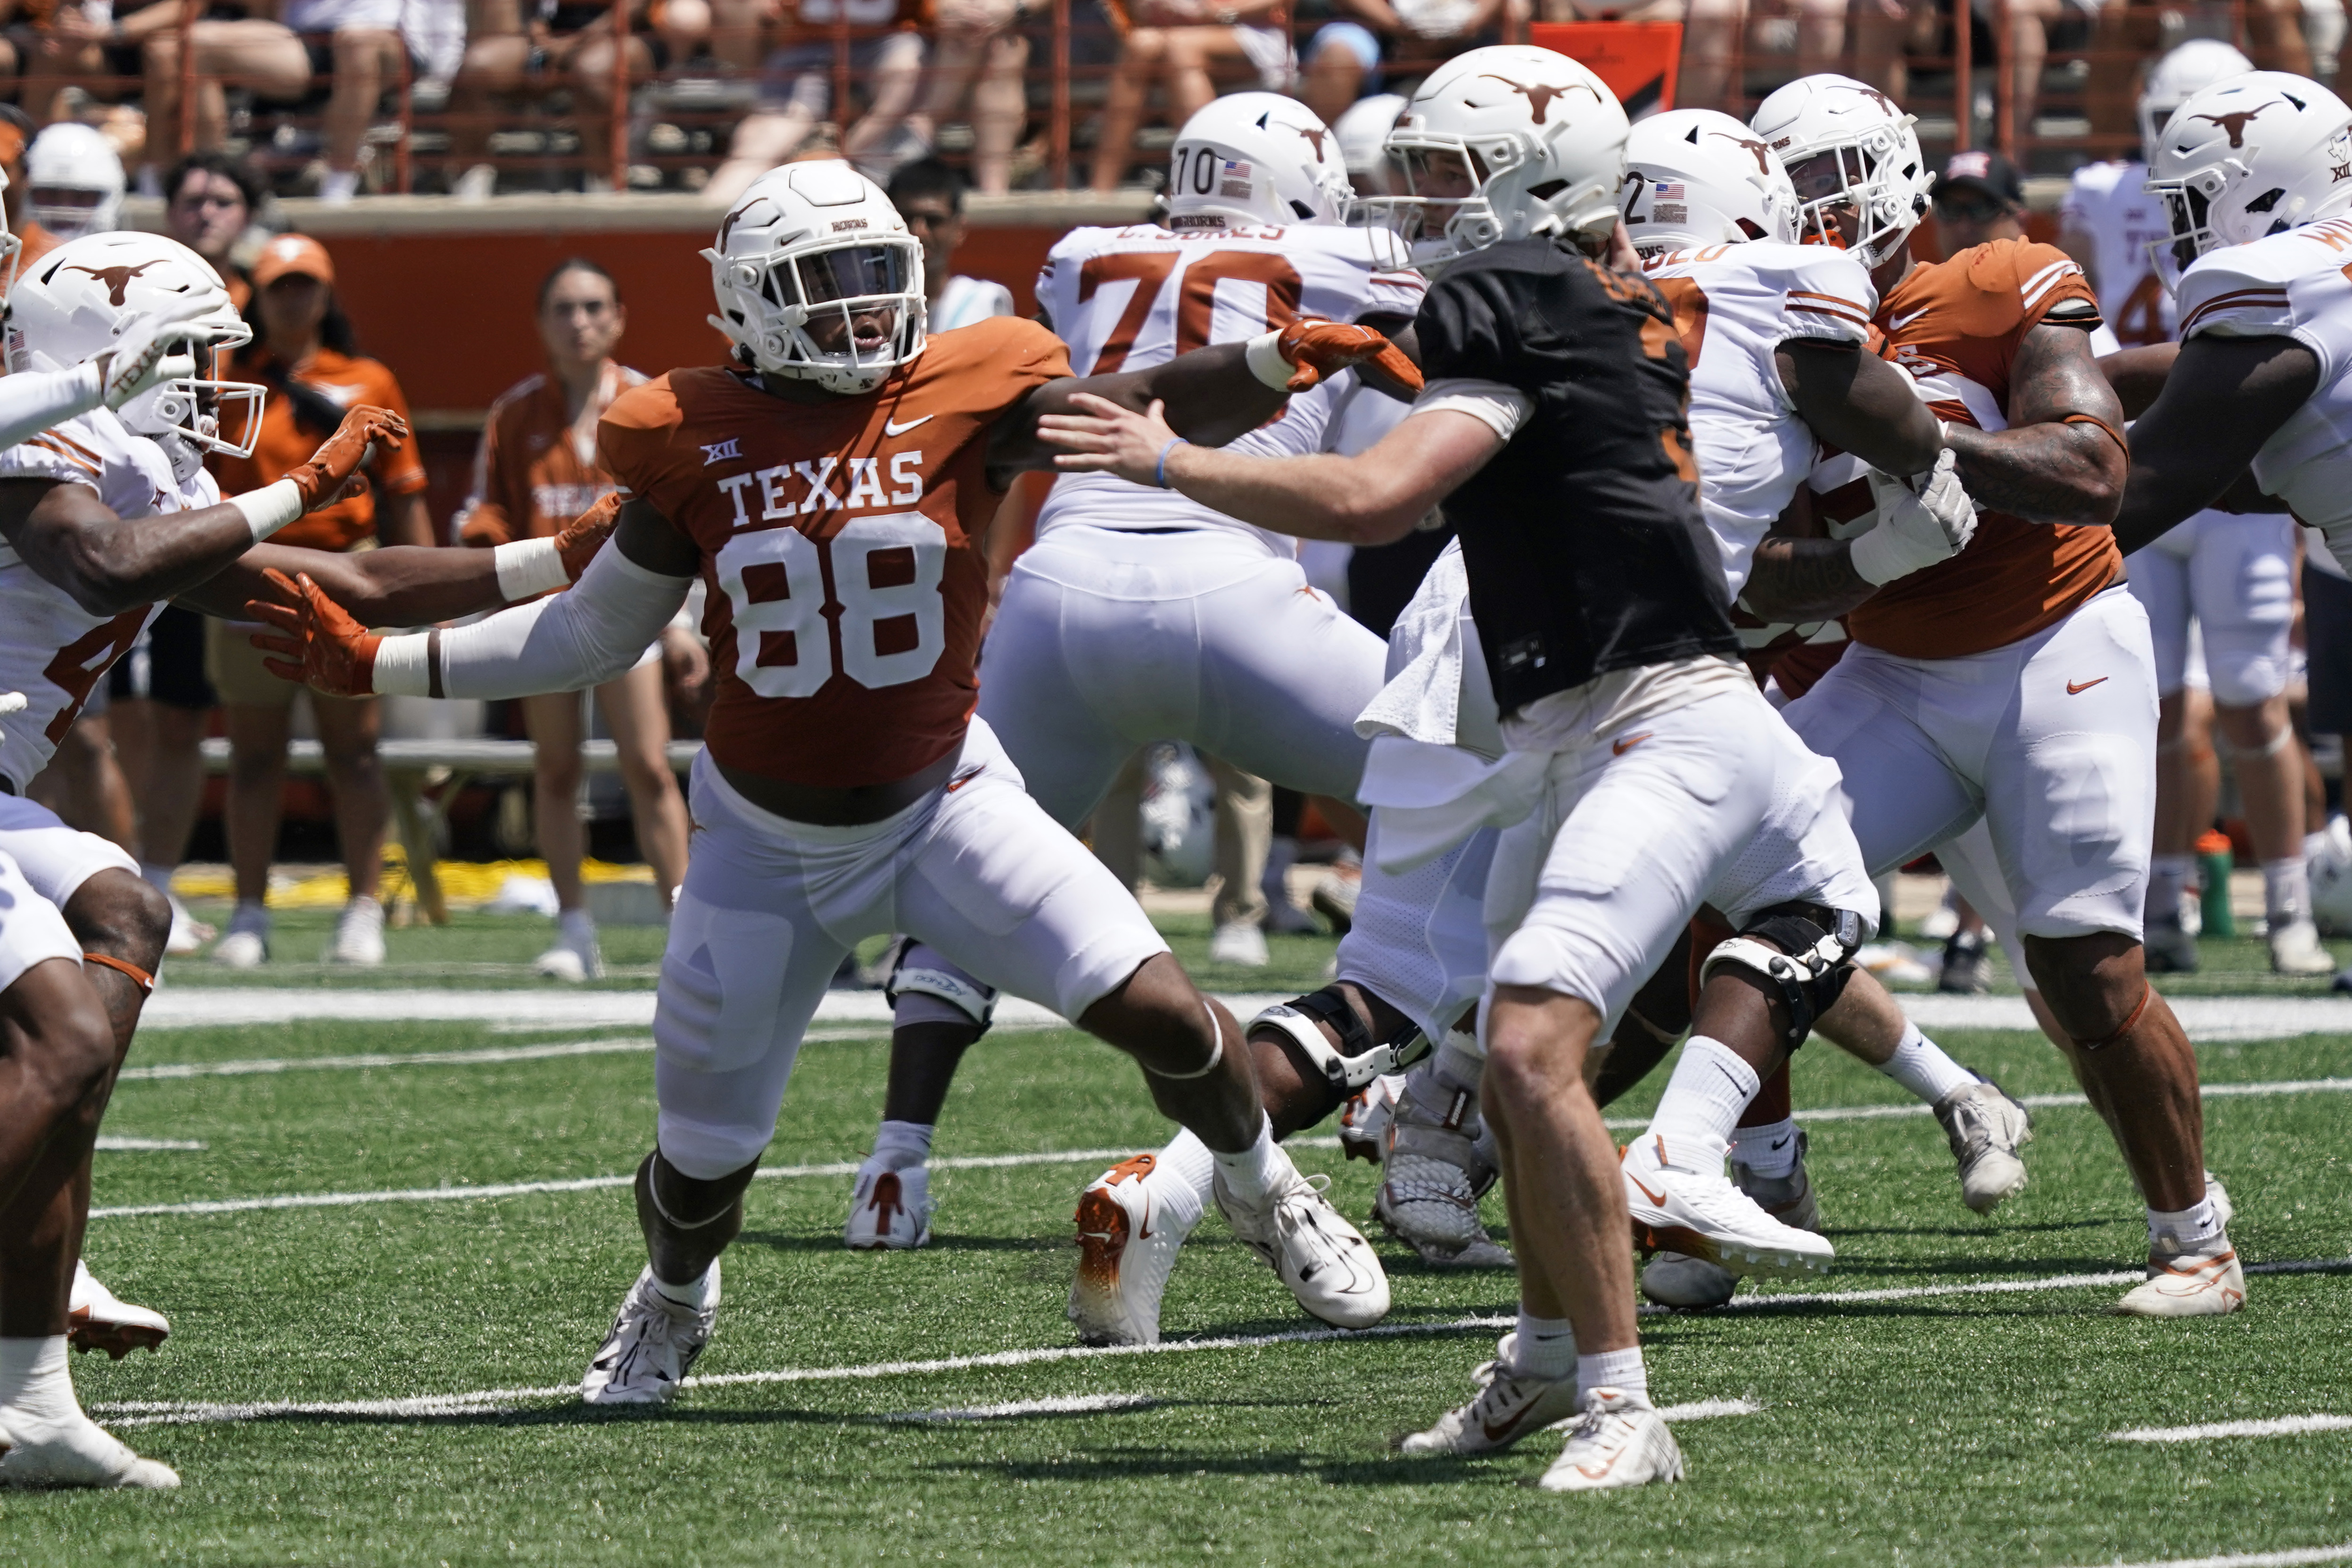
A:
8 231 261 470
704 162 925 396
2139 39 2256 167
1622 108 1801 253
24 122 124 241
1334 92 1408 197
2144 71 2352 276
1371 45 1631 274
1749 73 1933 268
1167 92 1353 228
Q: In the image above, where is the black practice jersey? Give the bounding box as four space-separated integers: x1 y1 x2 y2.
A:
1418 237 1739 716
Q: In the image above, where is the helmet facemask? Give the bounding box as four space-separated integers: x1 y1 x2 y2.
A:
713 235 925 396
117 336 265 467
1785 127 1924 267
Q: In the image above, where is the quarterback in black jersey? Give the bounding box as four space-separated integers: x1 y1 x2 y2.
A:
1041 44 1891 1494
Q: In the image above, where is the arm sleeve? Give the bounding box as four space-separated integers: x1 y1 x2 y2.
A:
372 542 691 698
0 362 105 454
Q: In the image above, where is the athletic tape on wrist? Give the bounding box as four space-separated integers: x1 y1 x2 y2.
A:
231 478 305 542
368 632 432 697
1244 329 1292 390
493 537 570 602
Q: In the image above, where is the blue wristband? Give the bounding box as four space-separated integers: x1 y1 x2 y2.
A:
1155 436 1190 490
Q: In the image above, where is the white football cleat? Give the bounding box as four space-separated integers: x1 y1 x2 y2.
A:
210 902 269 969
535 912 606 983
0 1416 177 1490
323 897 386 966
68 1262 169 1359
1373 1074 1511 1268
1537 1388 1684 1493
1932 1078 2033 1214
844 1164 933 1250
580 1263 718 1404
1214 1148 1390 1329
2115 1247 2246 1318
2270 917 2335 976
1640 1132 1819 1309
2206 1171 2233 1229
1622 1134 1834 1279
1336 1074 1404 1164
1310 866 1360 933
1397 1334 1582 1456
1208 920 1270 967
1068 1153 1202 1346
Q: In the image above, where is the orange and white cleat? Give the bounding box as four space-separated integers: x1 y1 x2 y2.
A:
68 1263 169 1360
2115 1246 2247 1318
1622 1134 1833 1279
843 1164 933 1250
1067 1153 1203 1347
1538 1389 1684 1494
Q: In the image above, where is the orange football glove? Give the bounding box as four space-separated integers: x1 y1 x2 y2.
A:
554 491 622 582
285 405 412 512
1275 320 1423 397
246 569 380 697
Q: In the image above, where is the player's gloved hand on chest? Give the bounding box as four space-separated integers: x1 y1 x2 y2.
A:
1250 320 1423 397
554 491 621 582
97 292 237 411
246 569 380 696
1850 448 1977 586
287 404 412 512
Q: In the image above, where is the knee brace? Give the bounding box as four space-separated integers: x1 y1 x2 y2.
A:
1698 902 1868 1048
1250 985 1434 1095
883 941 996 1033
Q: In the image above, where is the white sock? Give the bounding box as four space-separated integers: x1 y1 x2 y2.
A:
1211 1114 1287 1203
649 1263 717 1311
869 1119 933 1172
1878 1023 1977 1106
1576 1346 1648 1402
321 168 360 201
2263 857 2311 926
231 898 269 930
2147 854 2193 924
0 1337 83 1439
1159 1127 1217 1206
1730 1117 1799 1180
2147 1195 2228 1257
1643 1036 1757 1168
559 907 597 944
1511 1310 1576 1380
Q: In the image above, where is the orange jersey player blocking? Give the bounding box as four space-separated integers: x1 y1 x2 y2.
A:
1746 75 2239 1317
252 161 1424 1404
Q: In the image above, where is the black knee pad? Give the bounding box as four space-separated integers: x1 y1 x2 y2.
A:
1249 984 1432 1096
1698 901 1867 1047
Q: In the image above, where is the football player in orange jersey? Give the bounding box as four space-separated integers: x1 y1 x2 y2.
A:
1744 75 2241 1317
252 162 1425 1405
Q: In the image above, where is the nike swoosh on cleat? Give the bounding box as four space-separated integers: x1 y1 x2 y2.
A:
884 415 933 436
2066 677 2108 695
1626 1171 1670 1207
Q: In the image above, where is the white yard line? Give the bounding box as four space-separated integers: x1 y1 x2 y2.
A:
2110 1413 2352 1444
86 1264 2347 1429
2057 1546 2352 1568
92 1137 206 1151
886 1393 1164 1422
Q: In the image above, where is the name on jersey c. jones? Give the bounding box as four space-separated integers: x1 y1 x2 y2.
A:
713 452 925 526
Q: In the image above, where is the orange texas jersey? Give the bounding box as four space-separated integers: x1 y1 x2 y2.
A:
597 316 1071 789
1848 239 2118 660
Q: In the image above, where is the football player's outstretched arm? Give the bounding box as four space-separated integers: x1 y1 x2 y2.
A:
2112 335 2319 557
177 493 625 627
1038 391 1500 545
0 404 410 616
248 498 696 700
1938 323 2130 525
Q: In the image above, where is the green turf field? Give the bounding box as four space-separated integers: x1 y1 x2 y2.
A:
7 905 2350 1566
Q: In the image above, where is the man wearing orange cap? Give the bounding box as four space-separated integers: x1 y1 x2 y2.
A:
207 232 433 969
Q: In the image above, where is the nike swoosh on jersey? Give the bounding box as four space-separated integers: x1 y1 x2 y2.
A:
1888 306 1931 331
945 765 985 792
884 415 934 436
1612 732 1653 756
2066 677 2109 695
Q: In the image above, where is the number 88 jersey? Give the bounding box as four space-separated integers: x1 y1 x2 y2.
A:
1032 221 1425 552
597 316 1071 790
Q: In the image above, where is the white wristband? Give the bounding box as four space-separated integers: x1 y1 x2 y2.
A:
230 478 305 542
370 632 431 697
1244 329 1292 391
493 537 570 602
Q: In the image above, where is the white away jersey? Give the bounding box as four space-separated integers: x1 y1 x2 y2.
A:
2062 160 2175 347
0 409 218 786
2176 218 2352 546
1033 221 1425 553
1641 239 1879 597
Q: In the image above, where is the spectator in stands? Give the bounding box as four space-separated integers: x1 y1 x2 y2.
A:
140 3 314 187
1846 0 1942 102
100 152 263 956
19 0 170 133
1086 0 1292 191
1299 0 1513 131
209 234 431 969
267 0 424 201
456 259 697 981
1617 0 1845 116
24 121 123 239
909 0 1030 195
446 0 664 198
887 157 1014 328
1929 146 2025 256
702 0 929 204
